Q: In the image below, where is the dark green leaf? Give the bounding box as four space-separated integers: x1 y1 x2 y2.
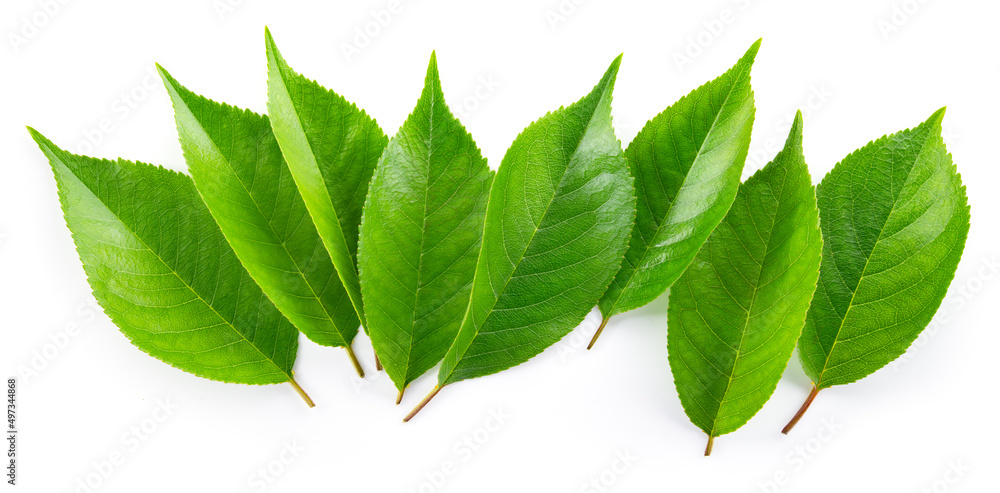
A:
798 109 970 390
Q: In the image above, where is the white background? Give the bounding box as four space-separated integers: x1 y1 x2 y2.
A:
2 0 997 492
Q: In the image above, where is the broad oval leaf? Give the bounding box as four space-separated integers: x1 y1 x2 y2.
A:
667 113 821 455
265 28 389 332
29 130 311 403
158 67 365 377
593 41 758 347
797 109 970 391
358 54 493 399
405 56 635 419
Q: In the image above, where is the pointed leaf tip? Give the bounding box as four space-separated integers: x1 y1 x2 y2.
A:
264 26 277 52
589 54 623 100
741 39 762 65
26 127 60 158
422 51 443 96
605 53 623 80
426 51 439 77
25 126 43 144
155 63 175 89
783 110 804 152
790 110 804 138
925 106 947 129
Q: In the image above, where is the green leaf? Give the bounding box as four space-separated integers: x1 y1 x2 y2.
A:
405 55 635 420
358 54 493 400
158 67 366 377
29 129 313 405
265 28 389 334
795 108 970 393
667 113 821 454
592 41 759 348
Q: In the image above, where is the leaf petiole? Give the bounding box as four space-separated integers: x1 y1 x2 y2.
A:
587 316 611 350
288 375 315 408
403 385 442 422
782 385 820 434
345 345 365 378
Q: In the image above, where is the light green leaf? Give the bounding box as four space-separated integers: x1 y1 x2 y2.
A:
592 41 759 348
358 54 493 400
406 56 635 420
29 130 312 405
265 28 389 335
667 113 821 454
158 67 365 377
787 109 970 431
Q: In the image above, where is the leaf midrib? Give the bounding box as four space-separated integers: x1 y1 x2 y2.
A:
707 171 795 436
271 60 368 327
402 87 438 383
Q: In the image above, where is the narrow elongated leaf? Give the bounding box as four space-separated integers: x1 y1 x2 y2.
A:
405 56 635 420
158 67 365 377
29 130 312 404
668 113 821 455
591 41 758 348
784 109 970 432
358 54 493 400
265 29 388 335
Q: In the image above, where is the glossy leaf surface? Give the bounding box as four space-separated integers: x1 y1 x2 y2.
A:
358 54 493 394
436 56 635 388
160 68 363 376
